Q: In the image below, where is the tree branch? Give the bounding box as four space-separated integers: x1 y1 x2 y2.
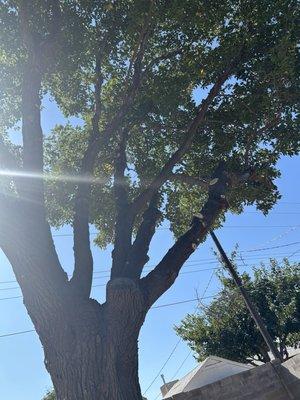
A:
141 48 184 80
126 0 154 83
78 11 153 178
169 173 209 188
0 138 19 170
0 194 68 300
140 163 230 307
71 8 154 285
130 63 235 216
18 1 44 202
70 11 153 291
19 0 63 201
124 193 162 279
111 130 133 278
70 48 104 297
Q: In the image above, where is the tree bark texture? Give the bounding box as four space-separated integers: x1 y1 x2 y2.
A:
0 199 146 400
42 279 146 400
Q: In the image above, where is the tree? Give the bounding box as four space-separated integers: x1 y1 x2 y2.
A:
176 259 300 365
43 390 56 400
0 1 299 399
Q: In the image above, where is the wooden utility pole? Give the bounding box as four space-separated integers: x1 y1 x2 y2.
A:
210 230 283 362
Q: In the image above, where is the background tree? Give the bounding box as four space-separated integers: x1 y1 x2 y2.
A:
43 390 56 400
176 259 300 365
0 1 299 399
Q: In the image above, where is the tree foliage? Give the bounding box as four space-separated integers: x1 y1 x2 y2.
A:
176 259 300 364
43 390 56 400
0 1 299 398
0 0 299 245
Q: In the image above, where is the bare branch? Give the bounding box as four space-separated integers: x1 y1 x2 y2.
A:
140 163 230 307
71 7 155 286
169 173 209 188
130 63 235 216
124 194 162 279
111 130 133 278
79 13 153 178
70 50 104 297
141 48 184 80
126 0 154 84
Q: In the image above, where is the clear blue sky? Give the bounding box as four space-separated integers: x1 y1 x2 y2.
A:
0 96 299 400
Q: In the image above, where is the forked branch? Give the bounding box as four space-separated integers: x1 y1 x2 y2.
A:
124 193 162 279
111 130 133 278
71 49 104 296
130 63 235 216
140 163 230 307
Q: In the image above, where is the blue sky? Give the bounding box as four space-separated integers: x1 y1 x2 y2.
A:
0 95 299 400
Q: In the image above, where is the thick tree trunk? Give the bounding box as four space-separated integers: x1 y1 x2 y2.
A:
37 278 146 400
0 199 147 400
46 333 142 400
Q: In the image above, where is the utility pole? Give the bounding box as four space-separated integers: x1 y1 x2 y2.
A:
210 230 283 362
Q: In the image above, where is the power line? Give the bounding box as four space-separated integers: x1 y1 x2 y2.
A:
1 251 299 295
0 295 217 339
158 252 299 397
0 295 22 301
153 350 193 400
240 241 300 253
171 351 192 381
143 272 216 397
154 272 215 400
215 225 300 228
243 211 300 214
142 339 182 396
287 248 300 259
50 225 300 238
277 202 300 205
211 230 283 361
151 295 215 310
0 266 218 288
1 247 299 286
243 226 298 252
0 329 35 338
1 264 299 338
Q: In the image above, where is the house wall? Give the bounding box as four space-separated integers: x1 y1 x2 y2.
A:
184 358 253 393
169 354 300 400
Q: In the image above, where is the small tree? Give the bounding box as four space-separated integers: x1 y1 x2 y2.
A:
0 1 299 399
176 259 300 365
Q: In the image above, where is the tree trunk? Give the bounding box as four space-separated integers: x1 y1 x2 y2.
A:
36 278 146 400
0 200 147 400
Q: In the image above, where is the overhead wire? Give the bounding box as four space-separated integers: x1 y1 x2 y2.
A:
0 251 299 298
0 295 217 339
1 245 299 286
49 224 300 239
143 270 216 397
1 263 299 337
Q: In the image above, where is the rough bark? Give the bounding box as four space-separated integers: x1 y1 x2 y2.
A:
40 278 146 400
0 209 147 400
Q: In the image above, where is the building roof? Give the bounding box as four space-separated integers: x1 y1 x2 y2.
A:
162 356 253 398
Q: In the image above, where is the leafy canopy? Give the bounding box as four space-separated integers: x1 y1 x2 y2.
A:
0 0 299 246
176 259 300 364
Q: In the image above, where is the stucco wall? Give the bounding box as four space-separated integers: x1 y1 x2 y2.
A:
169 354 300 400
